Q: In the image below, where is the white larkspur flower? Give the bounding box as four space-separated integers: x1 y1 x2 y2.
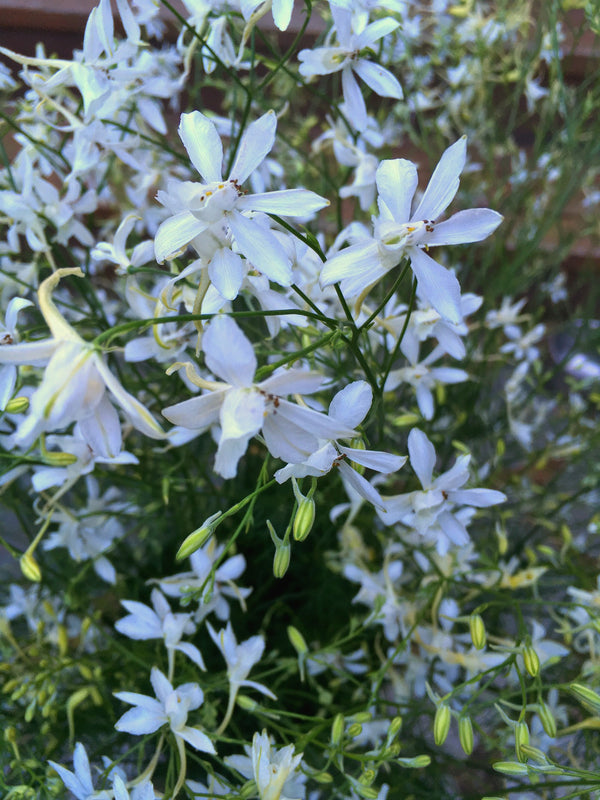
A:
114 666 215 754
115 588 206 670
321 137 503 323
0 268 164 446
154 110 328 299
298 7 402 132
208 621 276 701
275 380 406 509
48 742 111 800
378 428 506 554
251 730 303 800
162 315 356 479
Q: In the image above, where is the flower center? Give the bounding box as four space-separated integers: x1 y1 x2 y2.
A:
189 180 242 223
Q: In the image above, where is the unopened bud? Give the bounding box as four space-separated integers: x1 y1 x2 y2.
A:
397 755 431 768
515 720 530 763
176 511 222 560
347 722 363 738
522 643 540 677
353 784 379 799
538 701 557 738
20 550 41 582
496 522 508 555
389 716 403 738
358 769 376 787
57 624 68 656
433 703 451 746
312 772 333 784
42 450 78 466
493 761 528 775
469 613 486 650
292 477 316 541
570 682 600 714
287 625 308 655
459 715 474 755
353 711 373 724
293 497 315 541
268 520 291 578
236 694 258 711
5 396 29 414
331 713 345 747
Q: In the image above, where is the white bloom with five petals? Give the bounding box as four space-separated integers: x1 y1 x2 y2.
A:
321 137 503 323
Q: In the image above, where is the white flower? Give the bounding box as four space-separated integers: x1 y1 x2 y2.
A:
298 7 402 132
48 742 111 800
162 315 356 478
157 539 251 621
0 268 164 447
208 621 276 701
115 588 206 670
321 138 503 323
275 381 406 509
154 110 328 300
114 666 215 754
251 730 303 800
378 428 506 554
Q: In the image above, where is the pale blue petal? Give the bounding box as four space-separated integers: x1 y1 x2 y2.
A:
412 136 467 222
178 111 223 182
230 110 277 184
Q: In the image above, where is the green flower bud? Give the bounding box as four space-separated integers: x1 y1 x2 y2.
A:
268 520 291 578
176 511 222 561
388 716 403 738
359 769 376 786
522 643 540 677
312 772 333 784
347 722 363 738
5 396 29 414
469 613 486 650
397 755 431 768
287 625 308 655
492 761 528 775
459 715 474 755
353 711 373 724
353 785 379 799
433 703 451 746
331 713 345 747
20 551 41 582
293 496 315 541
41 450 78 466
570 682 600 714
538 701 557 738
515 720 530 763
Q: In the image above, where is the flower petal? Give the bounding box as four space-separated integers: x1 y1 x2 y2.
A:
228 210 292 285
412 136 467 222
95 356 165 439
162 391 224 429
208 248 245 300
179 111 223 182
230 110 277 184
409 247 463 325
425 208 503 246
376 159 418 223
177 726 217 754
353 60 403 99
238 188 329 216
154 211 207 264
342 65 367 132
408 428 436 488
204 314 257 386
329 380 372 427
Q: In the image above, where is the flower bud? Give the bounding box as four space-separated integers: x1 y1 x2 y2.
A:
433 703 451 746
469 613 486 650
538 701 557 738
514 720 530 763
331 713 345 747
176 511 222 561
570 682 600 714
20 550 41 582
353 711 373 724
236 694 258 711
268 520 291 578
312 772 333 784
353 784 379 799
459 715 474 755
492 761 528 775
397 755 431 768
41 450 78 466
5 396 29 414
388 716 403 739
292 477 316 541
293 496 315 542
287 625 308 655
522 643 540 677
347 722 363 738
